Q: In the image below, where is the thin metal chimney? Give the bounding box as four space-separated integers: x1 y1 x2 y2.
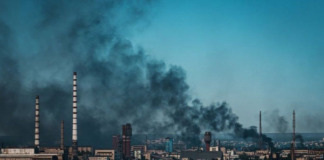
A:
35 95 40 149
291 110 295 160
293 110 295 146
146 134 148 148
61 120 64 150
72 72 78 157
259 111 262 150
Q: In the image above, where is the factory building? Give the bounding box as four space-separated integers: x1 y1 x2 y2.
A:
88 157 108 160
223 150 239 160
1 154 58 160
210 146 219 152
88 149 116 160
0 147 64 160
42 147 65 160
131 145 147 160
178 132 222 160
131 145 147 153
1 148 35 155
67 146 93 160
210 140 220 151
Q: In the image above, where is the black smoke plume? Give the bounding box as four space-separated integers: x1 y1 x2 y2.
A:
0 0 273 148
295 135 305 149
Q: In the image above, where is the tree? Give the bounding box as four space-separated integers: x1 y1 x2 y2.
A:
239 153 249 160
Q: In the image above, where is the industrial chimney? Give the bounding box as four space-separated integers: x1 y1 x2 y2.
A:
72 72 78 157
61 120 64 150
293 110 295 147
259 111 262 150
204 132 211 151
35 95 40 152
291 110 296 160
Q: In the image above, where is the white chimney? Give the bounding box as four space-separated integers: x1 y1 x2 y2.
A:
72 72 78 156
35 95 40 149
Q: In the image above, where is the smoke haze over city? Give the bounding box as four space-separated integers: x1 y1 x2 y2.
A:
0 0 324 149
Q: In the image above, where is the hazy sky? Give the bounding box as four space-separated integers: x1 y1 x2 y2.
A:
1 0 324 137
133 1 324 132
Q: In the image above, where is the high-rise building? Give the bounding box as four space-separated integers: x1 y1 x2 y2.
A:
113 135 122 160
122 124 132 159
165 138 173 153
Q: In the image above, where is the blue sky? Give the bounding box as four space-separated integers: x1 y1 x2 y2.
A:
133 1 324 132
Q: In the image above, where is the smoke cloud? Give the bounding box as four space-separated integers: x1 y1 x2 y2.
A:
295 134 305 149
299 112 324 133
0 0 272 148
264 109 289 133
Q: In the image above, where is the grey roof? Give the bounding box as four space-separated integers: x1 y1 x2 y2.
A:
180 151 223 159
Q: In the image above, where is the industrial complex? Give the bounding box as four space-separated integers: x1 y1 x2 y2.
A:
0 72 324 160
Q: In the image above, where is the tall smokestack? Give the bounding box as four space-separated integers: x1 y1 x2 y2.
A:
204 132 211 151
293 110 295 146
259 111 262 150
291 110 295 160
72 72 78 157
35 95 40 150
61 120 64 150
146 134 148 148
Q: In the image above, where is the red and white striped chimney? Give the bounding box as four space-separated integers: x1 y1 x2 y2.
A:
35 95 40 149
72 72 78 157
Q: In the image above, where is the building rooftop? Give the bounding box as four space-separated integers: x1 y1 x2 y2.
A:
0 154 57 158
180 151 223 159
